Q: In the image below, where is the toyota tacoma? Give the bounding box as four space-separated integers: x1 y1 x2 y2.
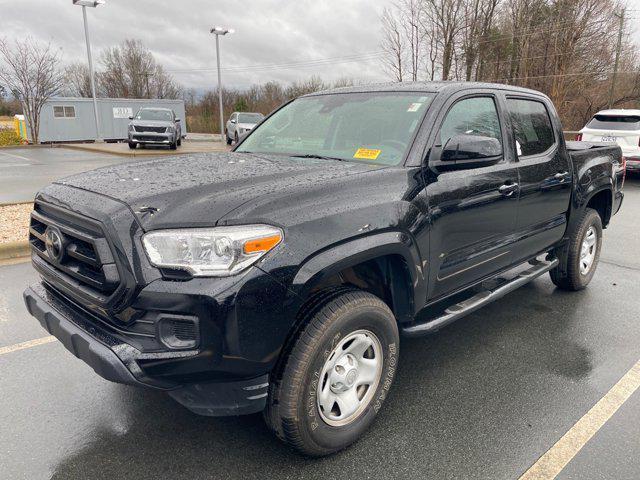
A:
23 82 624 456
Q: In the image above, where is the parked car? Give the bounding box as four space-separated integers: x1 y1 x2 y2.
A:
225 111 264 145
128 107 183 150
24 82 624 457
578 109 640 172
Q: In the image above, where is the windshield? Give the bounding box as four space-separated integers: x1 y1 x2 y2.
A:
587 114 640 131
136 109 173 121
236 92 435 165
238 113 263 123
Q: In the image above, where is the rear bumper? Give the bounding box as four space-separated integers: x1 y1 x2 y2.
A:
23 283 269 416
625 157 640 171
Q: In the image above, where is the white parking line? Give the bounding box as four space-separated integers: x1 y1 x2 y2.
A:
519 358 640 480
0 336 56 356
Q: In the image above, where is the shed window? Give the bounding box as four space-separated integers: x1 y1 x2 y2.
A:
53 106 76 118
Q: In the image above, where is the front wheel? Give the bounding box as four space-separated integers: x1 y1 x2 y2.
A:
128 141 136 149
550 207 602 290
264 289 399 456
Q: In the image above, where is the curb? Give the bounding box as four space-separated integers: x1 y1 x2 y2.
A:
0 200 33 207
59 144 159 157
0 240 30 261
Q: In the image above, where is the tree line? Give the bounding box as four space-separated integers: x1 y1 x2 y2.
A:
381 0 640 129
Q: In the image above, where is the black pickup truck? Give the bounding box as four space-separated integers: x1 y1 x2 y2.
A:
23 82 624 456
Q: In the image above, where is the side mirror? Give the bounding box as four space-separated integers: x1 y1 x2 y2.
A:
430 134 502 171
175 118 181 122
128 116 134 120
230 119 237 124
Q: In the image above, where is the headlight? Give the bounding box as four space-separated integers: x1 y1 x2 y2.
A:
142 225 283 277
166 126 175 133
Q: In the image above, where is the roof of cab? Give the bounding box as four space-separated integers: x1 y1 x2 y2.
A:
305 81 548 98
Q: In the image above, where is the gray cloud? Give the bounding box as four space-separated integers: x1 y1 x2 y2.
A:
2 0 392 91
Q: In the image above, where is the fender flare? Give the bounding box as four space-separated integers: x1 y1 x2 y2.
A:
290 231 427 319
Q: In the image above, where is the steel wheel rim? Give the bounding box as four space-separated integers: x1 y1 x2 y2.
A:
580 226 597 275
316 329 383 427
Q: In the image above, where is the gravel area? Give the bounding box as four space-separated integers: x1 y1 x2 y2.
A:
0 203 32 244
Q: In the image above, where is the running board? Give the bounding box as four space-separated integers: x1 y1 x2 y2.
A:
401 258 558 337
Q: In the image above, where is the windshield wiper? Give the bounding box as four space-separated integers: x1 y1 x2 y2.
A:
290 154 346 162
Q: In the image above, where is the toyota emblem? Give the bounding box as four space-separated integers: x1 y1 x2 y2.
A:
44 226 65 262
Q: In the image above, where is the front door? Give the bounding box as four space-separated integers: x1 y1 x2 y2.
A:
424 93 520 301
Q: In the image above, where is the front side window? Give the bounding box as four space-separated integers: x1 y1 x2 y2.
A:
237 92 435 166
238 113 263 124
439 96 502 147
507 98 555 156
136 109 173 121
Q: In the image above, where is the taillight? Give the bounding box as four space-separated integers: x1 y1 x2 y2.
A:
575 133 583 141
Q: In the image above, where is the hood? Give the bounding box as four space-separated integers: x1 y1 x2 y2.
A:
129 119 173 127
57 152 386 230
237 122 257 130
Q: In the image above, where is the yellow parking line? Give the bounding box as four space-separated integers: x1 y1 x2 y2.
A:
0 336 56 356
520 359 640 480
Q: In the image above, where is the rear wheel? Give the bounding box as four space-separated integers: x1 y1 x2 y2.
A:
264 289 399 456
550 208 602 290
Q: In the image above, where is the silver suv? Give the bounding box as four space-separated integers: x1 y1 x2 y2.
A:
128 108 183 150
225 112 264 145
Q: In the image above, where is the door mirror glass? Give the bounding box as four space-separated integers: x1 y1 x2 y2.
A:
175 118 181 122
441 134 502 161
230 118 237 124
128 116 134 120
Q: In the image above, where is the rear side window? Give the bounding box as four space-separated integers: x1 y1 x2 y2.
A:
507 98 555 156
587 115 640 131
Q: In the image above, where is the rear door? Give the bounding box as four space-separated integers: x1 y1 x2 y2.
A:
425 91 520 300
506 95 572 264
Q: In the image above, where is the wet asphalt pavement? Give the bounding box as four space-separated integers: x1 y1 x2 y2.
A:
1 178 639 480
0 148 154 203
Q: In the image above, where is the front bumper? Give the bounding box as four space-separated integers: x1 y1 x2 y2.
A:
129 131 173 144
23 283 270 416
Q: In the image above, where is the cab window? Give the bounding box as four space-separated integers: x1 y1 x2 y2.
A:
507 98 555 156
439 96 502 148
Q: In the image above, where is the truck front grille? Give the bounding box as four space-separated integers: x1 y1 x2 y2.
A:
29 202 122 306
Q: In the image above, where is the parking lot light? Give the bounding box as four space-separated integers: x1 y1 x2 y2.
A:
210 26 234 141
73 0 104 141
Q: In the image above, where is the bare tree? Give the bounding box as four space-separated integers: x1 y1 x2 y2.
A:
99 39 181 99
382 7 405 82
63 62 92 97
425 0 465 80
0 37 64 143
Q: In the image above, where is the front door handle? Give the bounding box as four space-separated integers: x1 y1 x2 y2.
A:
498 183 519 197
554 171 570 182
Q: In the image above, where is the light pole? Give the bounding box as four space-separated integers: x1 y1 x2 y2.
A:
73 0 104 141
210 26 234 141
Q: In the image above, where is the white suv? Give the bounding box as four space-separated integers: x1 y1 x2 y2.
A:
578 109 640 172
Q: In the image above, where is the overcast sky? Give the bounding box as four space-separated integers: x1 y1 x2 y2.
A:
2 0 639 92
1 0 392 91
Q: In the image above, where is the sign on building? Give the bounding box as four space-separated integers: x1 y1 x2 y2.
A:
113 107 134 119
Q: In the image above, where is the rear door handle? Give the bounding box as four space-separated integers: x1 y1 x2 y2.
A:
498 183 519 197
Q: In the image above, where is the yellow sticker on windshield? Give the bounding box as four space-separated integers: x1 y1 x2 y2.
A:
354 148 381 160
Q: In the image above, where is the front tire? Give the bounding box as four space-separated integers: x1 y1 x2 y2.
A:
550 207 602 290
225 130 232 145
264 289 399 456
128 141 136 149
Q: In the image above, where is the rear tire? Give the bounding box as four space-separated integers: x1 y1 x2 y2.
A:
264 289 399 457
550 208 602 290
